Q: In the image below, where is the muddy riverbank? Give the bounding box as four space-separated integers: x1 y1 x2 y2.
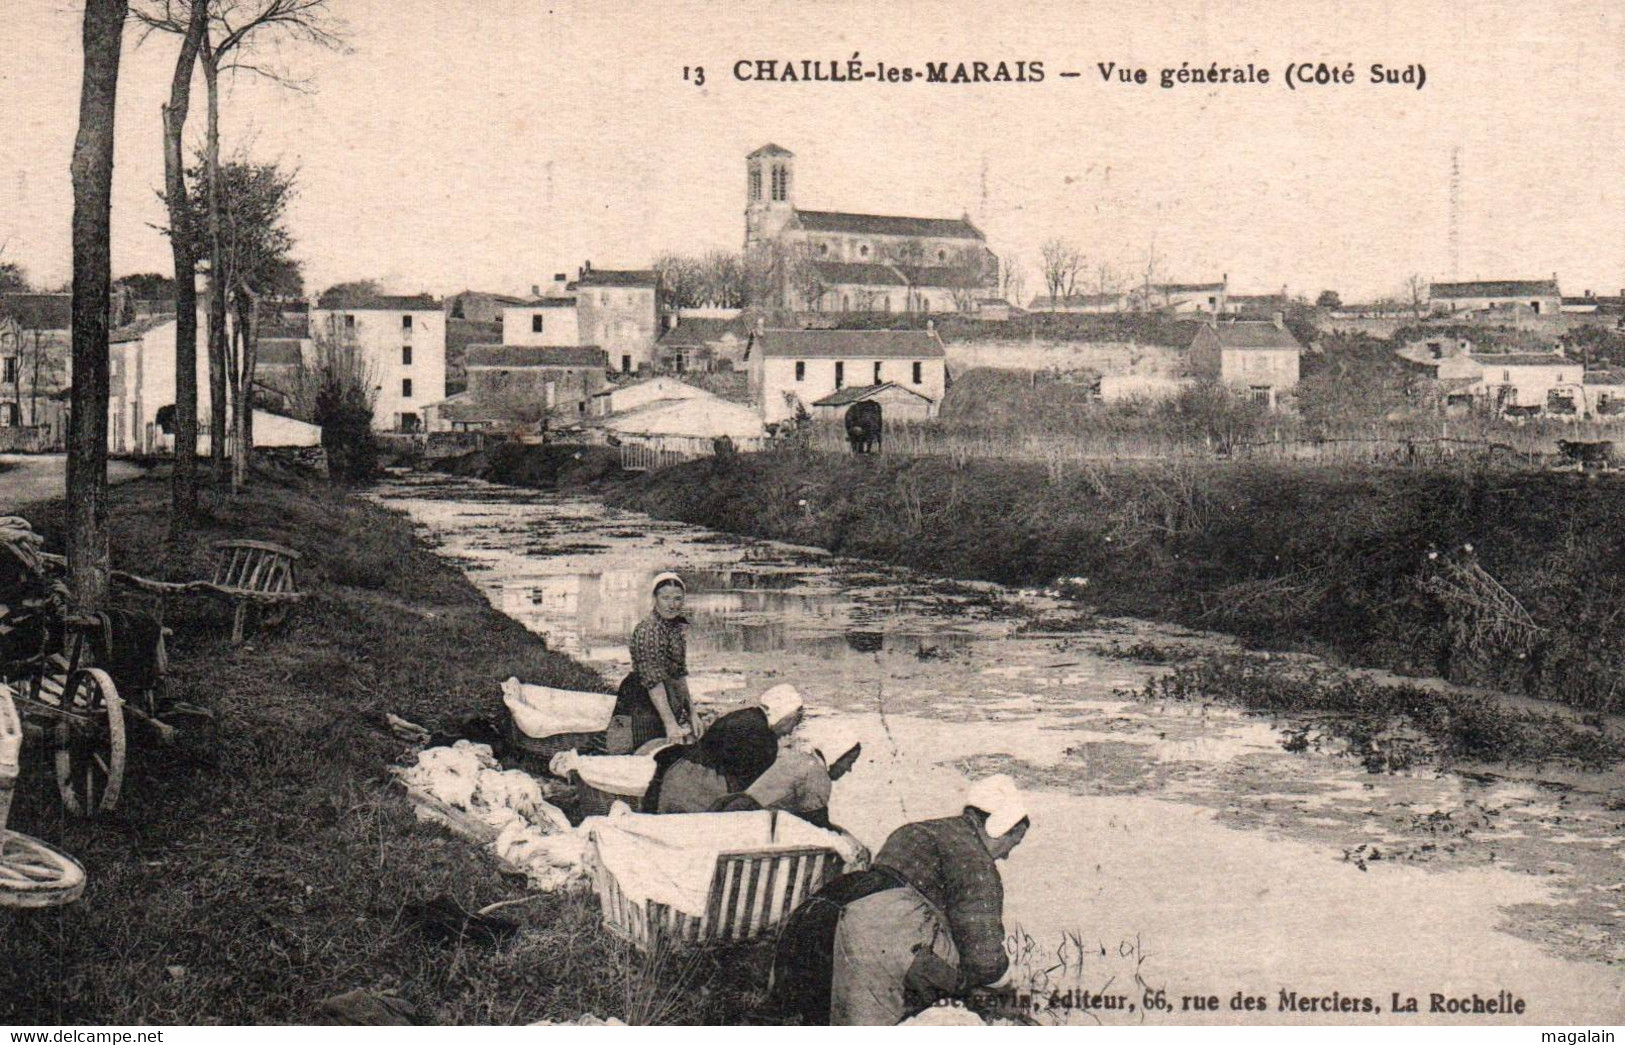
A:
378 470 1625 1026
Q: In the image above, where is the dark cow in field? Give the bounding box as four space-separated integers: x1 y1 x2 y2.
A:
1556 439 1614 470
845 400 883 454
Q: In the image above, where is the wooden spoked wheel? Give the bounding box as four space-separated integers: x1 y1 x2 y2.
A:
0 830 86 908
53 668 125 817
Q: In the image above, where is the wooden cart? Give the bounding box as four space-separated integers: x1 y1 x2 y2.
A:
0 684 86 907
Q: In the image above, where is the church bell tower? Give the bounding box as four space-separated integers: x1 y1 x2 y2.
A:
744 143 796 252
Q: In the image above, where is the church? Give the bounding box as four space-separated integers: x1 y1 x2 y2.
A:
743 144 999 314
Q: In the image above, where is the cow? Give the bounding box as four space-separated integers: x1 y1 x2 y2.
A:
1555 439 1614 471
845 400 883 454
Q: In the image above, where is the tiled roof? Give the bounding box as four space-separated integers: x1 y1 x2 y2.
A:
1582 370 1625 385
814 261 907 286
465 344 607 368
659 317 749 347
427 392 536 424
509 297 578 308
317 294 441 311
1151 282 1225 294
794 209 983 240
1471 352 1575 367
811 382 932 407
0 293 73 331
256 338 305 366
748 143 794 158
754 328 944 360
570 269 659 289
1431 280 1560 299
893 264 986 289
1199 322 1302 350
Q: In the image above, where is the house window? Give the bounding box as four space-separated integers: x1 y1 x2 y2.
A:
532 314 544 333
0 402 15 427
622 354 632 372
2 357 15 384
673 353 686 373
795 361 805 382
344 314 356 332
401 345 413 366
912 361 923 384
1503 370 1510 382
1249 386 1271 405
937 249 947 261
873 361 882 384
601 293 609 306
819 243 829 256
834 361 844 389
859 245 869 258
880 297 890 312
402 314 413 330
402 378 413 399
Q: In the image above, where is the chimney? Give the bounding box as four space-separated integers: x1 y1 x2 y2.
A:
1272 310 1284 330
531 284 541 298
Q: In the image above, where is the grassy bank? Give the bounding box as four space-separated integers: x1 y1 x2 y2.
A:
0 468 756 1024
604 449 1625 717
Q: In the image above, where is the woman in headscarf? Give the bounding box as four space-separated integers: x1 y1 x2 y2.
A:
609 572 694 754
745 718 862 830
644 704 779 814
769 774 1032 1026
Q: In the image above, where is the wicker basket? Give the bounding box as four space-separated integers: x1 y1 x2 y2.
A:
503 717 603 769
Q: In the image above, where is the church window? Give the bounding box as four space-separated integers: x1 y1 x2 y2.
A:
750 166 762 201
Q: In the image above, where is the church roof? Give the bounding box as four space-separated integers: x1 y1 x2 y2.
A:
794 209 984 241
465 344 607 368
748 143 795 158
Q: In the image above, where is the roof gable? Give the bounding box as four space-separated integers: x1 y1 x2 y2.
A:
794 209 983 241
1469 351 1575 367
812 382 934 407
1195 322 1302 350
748 143 794 158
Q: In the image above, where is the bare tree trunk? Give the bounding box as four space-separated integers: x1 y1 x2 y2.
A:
202 40 229 483
231 286 261 491
67 0 128 613
163 0 208 523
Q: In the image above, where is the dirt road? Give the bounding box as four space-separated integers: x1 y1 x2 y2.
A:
0 454 147 511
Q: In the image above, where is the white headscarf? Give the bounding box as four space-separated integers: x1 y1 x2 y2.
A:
650 571 685 596
965 774 1029 838
799 720 862 766
756 683 803 730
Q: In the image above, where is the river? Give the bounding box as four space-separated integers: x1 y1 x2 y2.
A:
375 470 1625 1026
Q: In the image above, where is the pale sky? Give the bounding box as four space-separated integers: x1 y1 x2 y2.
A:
2 0 1622 302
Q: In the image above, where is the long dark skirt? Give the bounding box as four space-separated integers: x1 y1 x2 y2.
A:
612 672 685 753
768 866 907 1025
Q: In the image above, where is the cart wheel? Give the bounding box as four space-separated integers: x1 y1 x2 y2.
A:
54 668 126 817
0 831 87 908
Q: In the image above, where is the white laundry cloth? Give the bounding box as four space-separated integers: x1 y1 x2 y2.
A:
495 820 589 890
502 677 617 739
587 810 843 919
573 755 658 798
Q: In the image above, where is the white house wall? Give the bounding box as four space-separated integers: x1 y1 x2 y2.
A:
310 308 446 431
502 306 581 347
759 356 945 423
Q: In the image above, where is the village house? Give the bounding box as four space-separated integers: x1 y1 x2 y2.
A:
587 376 715 418
1026 292 1124 313
1187 314 1302 408
502 298 581 347
743 143 998 314
310 294 446 432
1130 279 1228 315
567 264 659 374
810 382 936 423
423 344 608 434
446 290 529 324
746 325 948 424
1562 289 1625 316
1471 351 1584 414
1429 278 1563 317
654 314 752 373
0 293 72 437
1581 370 1625 418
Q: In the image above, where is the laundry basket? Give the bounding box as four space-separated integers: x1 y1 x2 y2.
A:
573 754 657 817
585 810 845 951
502 678 614 764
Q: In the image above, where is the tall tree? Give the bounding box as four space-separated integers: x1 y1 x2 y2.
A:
699 250 744 308
1040 238 1083 304
67 0 130 613
148 0 209 522
652 253 705 311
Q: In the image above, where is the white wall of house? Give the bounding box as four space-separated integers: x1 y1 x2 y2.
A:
310 308 446 431
502 305 580 347
1474 361 1583 407
1219 350 1301 401
756 355 945 423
